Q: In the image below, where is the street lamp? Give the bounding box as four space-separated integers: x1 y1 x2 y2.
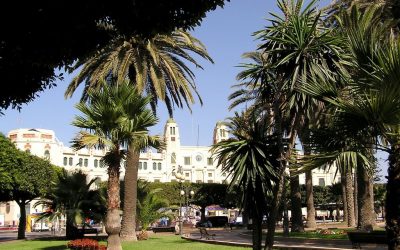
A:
180 188 194 235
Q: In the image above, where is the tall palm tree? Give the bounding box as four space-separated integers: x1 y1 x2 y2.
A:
65 30 212 241
72 81 159 250
212 112 278 250
302 5 400 248
255 0 341 234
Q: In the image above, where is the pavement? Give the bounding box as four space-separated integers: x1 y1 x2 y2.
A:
181 222 388 250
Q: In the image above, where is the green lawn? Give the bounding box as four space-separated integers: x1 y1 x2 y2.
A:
0 235 249 250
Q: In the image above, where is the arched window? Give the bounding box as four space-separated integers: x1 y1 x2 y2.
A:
139 162 142 170
143 162 147 170
63 157 67 166
153 162 157 170
171 153 176 164
44 150 50 159
158 163 162 170
68 157 73 166
78 158 83 166
94 159 98 168
84 159 88 167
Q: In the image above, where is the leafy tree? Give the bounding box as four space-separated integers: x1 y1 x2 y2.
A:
35 170 106 239
0 134 57 239
72 81 158 250
212 112 278 250
65 29 213 241
0 0 226 111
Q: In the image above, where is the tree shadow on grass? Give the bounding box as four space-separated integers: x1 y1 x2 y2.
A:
39 245 68 250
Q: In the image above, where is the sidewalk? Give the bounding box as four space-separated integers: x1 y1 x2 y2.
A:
182 228 387 250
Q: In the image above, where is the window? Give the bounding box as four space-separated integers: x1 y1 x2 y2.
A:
208 180 214 183
84 159 88 167
185 172 190 177
25 149 31 154
78 158 83 166
318 178 325 187
207 157 213 165
94 159 98 168
153 162 157 170
63 157 68 166
171 153 176 164
154 179 160 183
44 150 50 159
139 162 142 170
222 173 226 177
158 163 162 170
69 157 73 166
208 173 212 177
184 157 191 165
100 160 105 168
143 162 147 170
196 180 203 183
170 127 175 135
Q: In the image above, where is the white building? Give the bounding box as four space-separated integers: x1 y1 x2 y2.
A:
1 118 339 226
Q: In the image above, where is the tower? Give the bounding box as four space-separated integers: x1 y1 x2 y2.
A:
164 118 181 177
213 121 229 144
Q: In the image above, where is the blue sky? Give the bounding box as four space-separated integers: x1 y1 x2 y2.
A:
0 0 388 177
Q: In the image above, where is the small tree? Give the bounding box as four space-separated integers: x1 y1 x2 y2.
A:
0 134 57 239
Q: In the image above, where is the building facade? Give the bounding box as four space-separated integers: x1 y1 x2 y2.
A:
1 118 339 226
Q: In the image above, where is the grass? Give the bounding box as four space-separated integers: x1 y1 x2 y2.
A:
0 235 249 250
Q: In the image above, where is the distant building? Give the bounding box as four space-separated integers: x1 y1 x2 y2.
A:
1 119 339 226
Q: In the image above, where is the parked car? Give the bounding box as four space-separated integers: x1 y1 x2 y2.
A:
195 216 228 228
32 223 49 232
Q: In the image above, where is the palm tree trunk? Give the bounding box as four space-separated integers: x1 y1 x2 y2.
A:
252 211 263 250
386 142 400 250
357 165 374 231
16 200 26 239
353 169 358 225
290 173 304 232
341 172 348 225
106 164 122 250
345 168 355 227
120 148 139 241
305 170 316 228
264 100 288 250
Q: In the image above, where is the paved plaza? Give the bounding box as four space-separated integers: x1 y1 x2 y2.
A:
0 224 388 250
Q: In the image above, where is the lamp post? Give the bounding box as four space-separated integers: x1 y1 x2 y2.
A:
180 188 194 235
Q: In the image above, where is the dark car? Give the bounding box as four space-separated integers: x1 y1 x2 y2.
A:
196 216 228 228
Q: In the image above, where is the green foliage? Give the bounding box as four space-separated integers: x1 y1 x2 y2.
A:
0 134 57 203
66 30 213 116
137 186 170 231
72 80 161 158
146 181 239 209
35 170 106 226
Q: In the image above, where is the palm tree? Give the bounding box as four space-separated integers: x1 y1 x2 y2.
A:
72 81 159 250
302 5 400 248
137 187 170 239
65 30 213 241
35 170 106 239
255 0 342 234
212 112 278 250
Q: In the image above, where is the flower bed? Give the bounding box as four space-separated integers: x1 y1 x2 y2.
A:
67 238 106 250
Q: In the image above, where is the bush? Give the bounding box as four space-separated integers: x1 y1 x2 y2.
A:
67 238 106 250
